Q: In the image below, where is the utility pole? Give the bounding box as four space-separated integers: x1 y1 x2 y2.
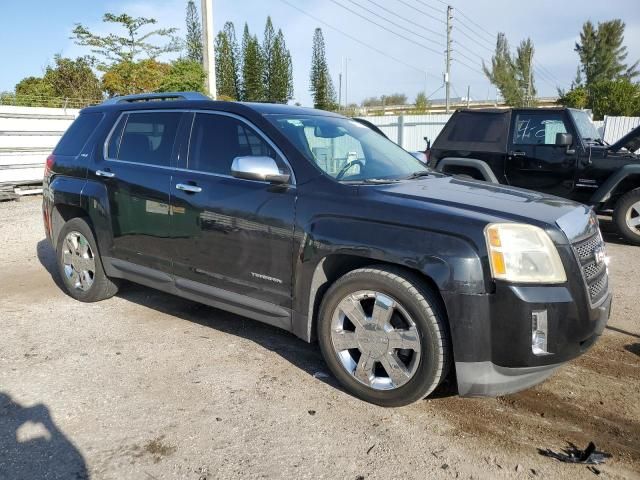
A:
526 52 533 107
345 58 350 108
201 0 217 99
466 85 470 108
445 5 452 113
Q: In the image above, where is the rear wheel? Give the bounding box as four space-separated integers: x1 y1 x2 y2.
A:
613 189 640 245
56 217 119 302
317 266 450 407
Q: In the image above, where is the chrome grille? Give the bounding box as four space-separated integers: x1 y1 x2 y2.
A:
572 232 609 305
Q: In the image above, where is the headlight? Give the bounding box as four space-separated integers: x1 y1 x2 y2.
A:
484 223 567 283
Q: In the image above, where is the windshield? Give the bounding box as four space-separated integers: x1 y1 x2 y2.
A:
569 109 601 142
265 114 426 182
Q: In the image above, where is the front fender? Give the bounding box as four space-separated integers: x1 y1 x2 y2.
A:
590 164 640 204
291 216 486 342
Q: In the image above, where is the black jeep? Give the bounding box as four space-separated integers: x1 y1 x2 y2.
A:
43 93 611 406
428 108 640 244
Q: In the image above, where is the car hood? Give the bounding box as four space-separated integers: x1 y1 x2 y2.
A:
373 175 582 227
608 124 640 153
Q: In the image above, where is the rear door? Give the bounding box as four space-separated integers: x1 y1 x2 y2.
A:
505 111 577 197
91 110 183 272
170 111 296 316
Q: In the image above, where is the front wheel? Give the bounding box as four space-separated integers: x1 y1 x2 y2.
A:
317 266 451 407
613 188 640 245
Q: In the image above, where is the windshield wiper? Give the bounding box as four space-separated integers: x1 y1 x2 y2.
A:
404 170 432 180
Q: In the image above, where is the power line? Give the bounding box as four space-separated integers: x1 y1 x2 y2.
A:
327 0 443 56
395 0 446 26
410 0 446 14
347 0 445 47
278 0 434 77
361 0 446 40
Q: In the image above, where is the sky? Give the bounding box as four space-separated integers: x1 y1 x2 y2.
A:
1 0 639 107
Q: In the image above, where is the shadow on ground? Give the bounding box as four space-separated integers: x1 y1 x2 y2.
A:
0 392 88 479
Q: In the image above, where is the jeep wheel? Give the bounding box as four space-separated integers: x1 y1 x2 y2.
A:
56 217 119 302
317 266 450 407
614 189 640 245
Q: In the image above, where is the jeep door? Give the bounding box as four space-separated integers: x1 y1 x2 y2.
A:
505 111 577 198
170 111 296 319
91 110 183 272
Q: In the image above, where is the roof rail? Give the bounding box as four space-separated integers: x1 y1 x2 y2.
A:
102 91 210 105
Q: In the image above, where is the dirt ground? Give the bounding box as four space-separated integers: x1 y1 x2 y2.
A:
1 195 638 480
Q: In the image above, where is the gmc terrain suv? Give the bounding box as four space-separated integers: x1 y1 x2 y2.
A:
43 92 611 407
428 108 640 244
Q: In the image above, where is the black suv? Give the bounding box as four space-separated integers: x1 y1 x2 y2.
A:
428 108 640 244
43 93 611 407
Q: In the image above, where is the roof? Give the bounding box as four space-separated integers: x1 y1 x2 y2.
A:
84 92 343 118
457 106 567 114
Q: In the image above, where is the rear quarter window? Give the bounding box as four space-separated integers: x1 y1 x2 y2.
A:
433 111 509 153
54 112 104 156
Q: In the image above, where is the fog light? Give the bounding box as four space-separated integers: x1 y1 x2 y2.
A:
532 310 549 355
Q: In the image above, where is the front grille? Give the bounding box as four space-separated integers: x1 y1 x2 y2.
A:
572 231 609 305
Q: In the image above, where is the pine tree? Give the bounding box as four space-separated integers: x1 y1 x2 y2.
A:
483 33 536 107
267 29 294 103
215 22 240 99
310 28 336 110
575 19 639 85
262 17 276 99
223 22 241 100
241 24 265 101
185 0 203 63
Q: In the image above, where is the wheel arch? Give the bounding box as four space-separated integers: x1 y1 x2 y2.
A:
51 203 91 249
434 157 500 183
590 165 640 207
300 253 451 344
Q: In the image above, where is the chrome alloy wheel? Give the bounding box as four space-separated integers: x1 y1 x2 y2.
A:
625 200 640 233
330 291 422 390
61 231 96 292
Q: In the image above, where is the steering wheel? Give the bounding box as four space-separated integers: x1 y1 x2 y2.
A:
335 160 365 180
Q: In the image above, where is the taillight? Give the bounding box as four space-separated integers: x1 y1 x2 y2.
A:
44 154 55 176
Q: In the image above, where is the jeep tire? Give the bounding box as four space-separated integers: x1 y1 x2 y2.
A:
613 188 640 246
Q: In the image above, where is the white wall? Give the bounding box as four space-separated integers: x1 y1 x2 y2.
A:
0 106 79 188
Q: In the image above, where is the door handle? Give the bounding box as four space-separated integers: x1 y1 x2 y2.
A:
509 151 526 157
96 169 115 178
176 183 202 193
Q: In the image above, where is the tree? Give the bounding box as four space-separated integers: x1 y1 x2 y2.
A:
241 24 265 101
414 92 429 112
267 29 294 103
215 22 240 99
589 79 640 119
44 56 102 102
102 59 171 96
262 17 276 97
310 28 336 110
185 0 203 63
575 20 639 85
483 33 536 107
558 86 589 110
13 56 101 107
71 13 181 69
159 59 206 93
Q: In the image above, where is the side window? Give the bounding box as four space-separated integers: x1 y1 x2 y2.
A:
108 111 181 167
188 113 280 175
513 113 568 145
54 112 104 156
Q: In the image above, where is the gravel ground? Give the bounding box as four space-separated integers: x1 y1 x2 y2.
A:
1 195 639 480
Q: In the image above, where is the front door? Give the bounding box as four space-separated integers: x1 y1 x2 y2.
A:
170 111 296 316
92 110 183 272
505 111 577 198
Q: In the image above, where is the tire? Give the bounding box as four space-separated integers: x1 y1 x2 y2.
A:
613 188 640 245
55 217 119 302
317 266 451 407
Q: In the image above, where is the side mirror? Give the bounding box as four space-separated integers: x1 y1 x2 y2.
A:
555 132 573 147
231 156 290 184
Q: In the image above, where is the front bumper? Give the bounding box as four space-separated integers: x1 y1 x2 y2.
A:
442 285 612 397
